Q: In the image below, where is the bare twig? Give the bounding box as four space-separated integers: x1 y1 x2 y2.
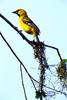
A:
0 32 37 90
43 44 62 61
20 63 28 100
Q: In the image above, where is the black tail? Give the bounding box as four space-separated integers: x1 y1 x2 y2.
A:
36 35 40 42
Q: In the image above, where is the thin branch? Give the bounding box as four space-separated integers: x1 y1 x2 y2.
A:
20 63 28 100
44 44 63 61
0 32 37 90
44 84 67 97
33 79 67 97
29 75 37 91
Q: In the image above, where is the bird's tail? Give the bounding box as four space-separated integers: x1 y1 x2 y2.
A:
36 35 40 43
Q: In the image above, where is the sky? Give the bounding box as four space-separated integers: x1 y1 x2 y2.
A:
0 0 67 100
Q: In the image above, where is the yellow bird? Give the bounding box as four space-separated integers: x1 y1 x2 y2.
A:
12 9 40 37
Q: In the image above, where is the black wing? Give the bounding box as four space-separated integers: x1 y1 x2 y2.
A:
22 16 40 34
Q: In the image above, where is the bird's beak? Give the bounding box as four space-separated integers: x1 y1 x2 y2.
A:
12 11 17 14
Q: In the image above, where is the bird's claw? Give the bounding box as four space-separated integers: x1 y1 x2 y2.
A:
19 30 22 33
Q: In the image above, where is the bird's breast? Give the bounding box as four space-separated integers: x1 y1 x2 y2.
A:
18 17 31 32
18 17 39 36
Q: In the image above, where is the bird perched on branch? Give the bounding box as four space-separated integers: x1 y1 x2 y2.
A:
12 9 40 41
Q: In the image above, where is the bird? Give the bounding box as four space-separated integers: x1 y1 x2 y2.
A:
12 9 40 40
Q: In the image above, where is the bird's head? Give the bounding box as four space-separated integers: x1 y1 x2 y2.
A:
12 9 27 16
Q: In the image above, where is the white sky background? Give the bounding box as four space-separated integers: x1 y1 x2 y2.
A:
0 0 67 100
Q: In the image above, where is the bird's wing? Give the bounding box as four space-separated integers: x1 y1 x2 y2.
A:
22 16 40 34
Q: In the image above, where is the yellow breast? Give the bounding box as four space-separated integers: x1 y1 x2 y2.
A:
18 17 31 32
18 16 37 36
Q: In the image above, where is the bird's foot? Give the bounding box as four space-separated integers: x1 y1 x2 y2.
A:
19 30 22 33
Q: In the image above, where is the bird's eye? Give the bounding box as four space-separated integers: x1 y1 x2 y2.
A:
17 10 20 13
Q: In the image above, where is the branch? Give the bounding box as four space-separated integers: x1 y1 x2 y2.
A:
20 63 28 100
43 44 63 61
0 14 62 61
0 13 33 46
0 32 37 90
0 14 66 99
0 32 67 97
32 41 62 61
